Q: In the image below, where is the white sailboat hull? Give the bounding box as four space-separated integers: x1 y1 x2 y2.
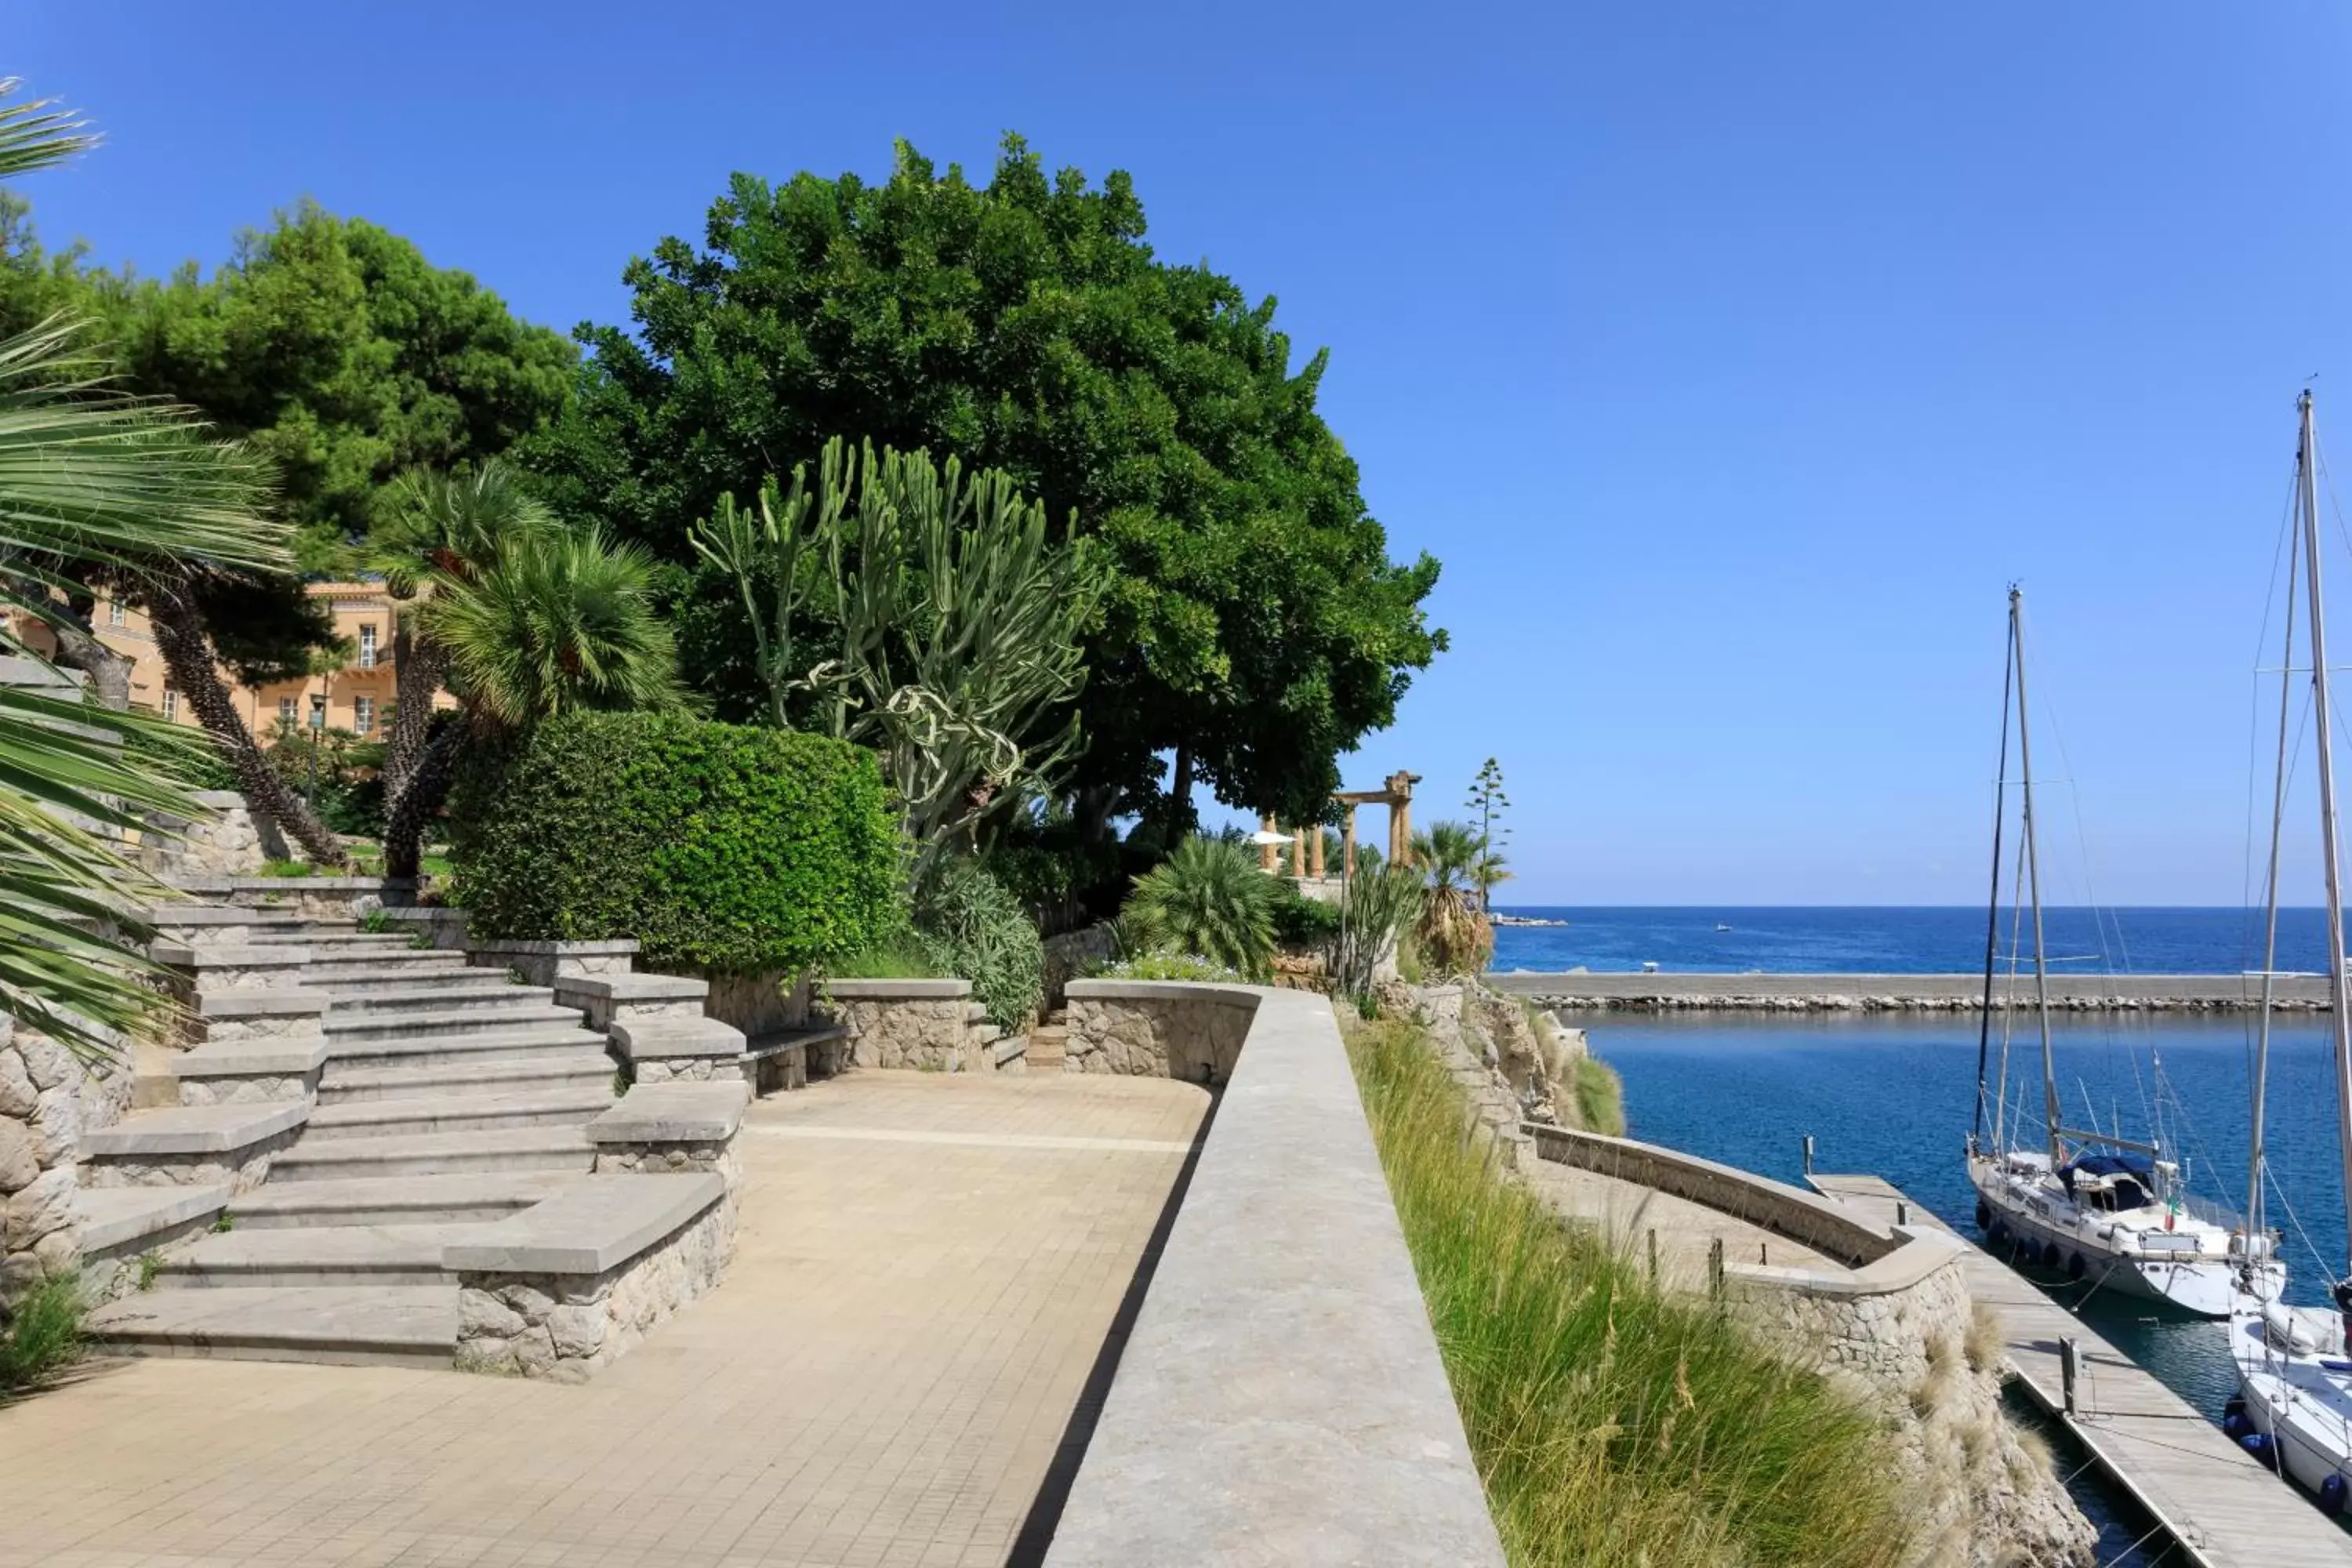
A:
1968 1156 2278 1319
2231 1307 2352 1508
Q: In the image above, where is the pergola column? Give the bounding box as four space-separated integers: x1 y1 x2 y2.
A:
1260 815 1279 874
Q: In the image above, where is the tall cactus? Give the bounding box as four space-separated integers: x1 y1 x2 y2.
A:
693 437 1101 882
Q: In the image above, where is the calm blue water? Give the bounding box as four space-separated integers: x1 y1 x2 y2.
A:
1490 905 2335 977
1592 1011 2352 1559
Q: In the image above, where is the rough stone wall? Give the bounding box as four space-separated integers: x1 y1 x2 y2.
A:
454 1196 735 1382
176 1069 318 1106
593 1142 746 1187
79 1212 216 1306
136 790 287 879
1 1014 132 1311
696 970 809 1035
1063 995 1254 1085
837 997 983 1072
1732 1269 2095 1566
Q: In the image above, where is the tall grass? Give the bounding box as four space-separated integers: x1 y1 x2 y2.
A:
1346 1018 1907 1567
0 1275 84 1393
1571 1055 1626 1138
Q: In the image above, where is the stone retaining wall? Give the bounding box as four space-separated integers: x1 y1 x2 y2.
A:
453 1196 735 1384
1042 983 1504 1567
1061 981 1257 1085
136 789 287 879
175 877 422 918
0 1014 131 1310
823 980 986 1073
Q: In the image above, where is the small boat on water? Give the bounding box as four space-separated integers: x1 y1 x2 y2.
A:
2230 390 2352 1504
1963 587 2275 1318
1714 923 1733 932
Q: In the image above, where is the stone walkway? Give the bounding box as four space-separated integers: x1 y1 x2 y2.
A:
0 1073 1210 1568
1523 1156 1835 1292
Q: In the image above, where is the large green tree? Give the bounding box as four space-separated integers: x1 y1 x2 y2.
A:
524 136 1445 831
0 195 576 857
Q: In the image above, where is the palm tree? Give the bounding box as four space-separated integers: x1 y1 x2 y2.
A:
1410 820 1493 976
380 524 682 875
369 462 554 805
0 87 296 1060
1122 836 1278 980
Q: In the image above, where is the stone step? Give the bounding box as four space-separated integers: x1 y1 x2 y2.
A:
151 1222 492 1289
253 931 408 950
85 1284 456 1367
319 1050 618 1105
301 1087 616 1143
324 1022 607 1071
323 983 554 1019
268 1126 595 1182
227 1171 585 1229
323 1005 588 1044
299 955 471 984
1027 1023 1068 1070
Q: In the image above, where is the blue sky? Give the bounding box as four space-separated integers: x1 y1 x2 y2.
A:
15 3 2352 905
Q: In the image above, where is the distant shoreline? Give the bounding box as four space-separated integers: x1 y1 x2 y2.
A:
1484 970 2325 1012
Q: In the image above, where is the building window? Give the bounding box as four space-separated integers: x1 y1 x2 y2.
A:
358 624 378 670
106 598 125 628
278 696 297 724
309 695 326 730
354 695 375 735
161 688 178 722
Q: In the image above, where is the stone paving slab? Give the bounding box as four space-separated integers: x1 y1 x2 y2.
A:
0 1072 1209 1568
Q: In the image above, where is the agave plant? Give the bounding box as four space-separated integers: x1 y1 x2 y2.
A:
1122 836 1278 981
0 88 295 1061
1410 820 1493 977
1331 864 1427 1002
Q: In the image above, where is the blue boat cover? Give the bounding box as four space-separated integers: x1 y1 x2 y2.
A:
2062 1152 2154 1181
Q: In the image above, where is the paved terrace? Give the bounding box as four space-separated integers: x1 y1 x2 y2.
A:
0 1073 1208 1568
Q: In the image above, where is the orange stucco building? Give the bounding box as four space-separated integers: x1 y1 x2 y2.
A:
13 581 434 739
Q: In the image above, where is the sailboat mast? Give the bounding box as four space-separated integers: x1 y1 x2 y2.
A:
2249 499 2299 1245
2293 389 2352 1281
2009 589 2063 1168
1973 597 2018 1152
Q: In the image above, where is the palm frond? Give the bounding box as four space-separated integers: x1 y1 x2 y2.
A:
0 82 96 181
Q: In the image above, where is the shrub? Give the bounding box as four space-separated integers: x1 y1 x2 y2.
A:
1572 1054 1626 1137
913 857 1044 1029
0 1274 84 1392
1270 883 1342 951
1091 953 1243 982
1345 1018 1906 1567
448 710 901 975
1331 865 1425 1000
1122 837 1276 979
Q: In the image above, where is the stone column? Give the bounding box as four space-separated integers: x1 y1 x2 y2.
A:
1310 827 1326 879
1291 828 1306 879
1342 813 1356 878
1260 815 1279 874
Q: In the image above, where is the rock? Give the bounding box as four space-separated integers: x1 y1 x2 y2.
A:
0 1049 37 1120
0 1118 38 1194
16 1035 75 1093
4 1167 76 1250
458 1287 526 1340
31 1225 78 1276
547 1302 608 1359
512 1325 556 1374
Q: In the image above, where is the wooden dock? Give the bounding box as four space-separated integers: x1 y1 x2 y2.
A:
1809 1173 2352 1568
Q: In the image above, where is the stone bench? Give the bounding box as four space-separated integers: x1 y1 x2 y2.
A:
79 1100 309 1193
609 1017 846 1094
445 1172 732 1381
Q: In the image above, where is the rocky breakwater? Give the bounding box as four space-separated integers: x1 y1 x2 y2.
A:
1494 971 2321 1014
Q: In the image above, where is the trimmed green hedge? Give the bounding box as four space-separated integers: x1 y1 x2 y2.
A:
449 712 901 975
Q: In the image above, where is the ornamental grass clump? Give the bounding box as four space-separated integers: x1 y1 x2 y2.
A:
1345 1018 1907 1568
0 1275 84 1394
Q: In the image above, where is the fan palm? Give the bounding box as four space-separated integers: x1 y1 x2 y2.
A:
1410 820 1493 976
368 462 555 802
1122 836 1279 981
0 89 295 1062
381 524 684 874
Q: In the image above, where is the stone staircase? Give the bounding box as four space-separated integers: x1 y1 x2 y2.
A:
83 913 618 1367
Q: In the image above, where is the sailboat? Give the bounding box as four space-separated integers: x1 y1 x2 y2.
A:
2230 390 2352 1504
1964 588 2278 1318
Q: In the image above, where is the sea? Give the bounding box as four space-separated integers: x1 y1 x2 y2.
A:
1490 907 2352 1558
